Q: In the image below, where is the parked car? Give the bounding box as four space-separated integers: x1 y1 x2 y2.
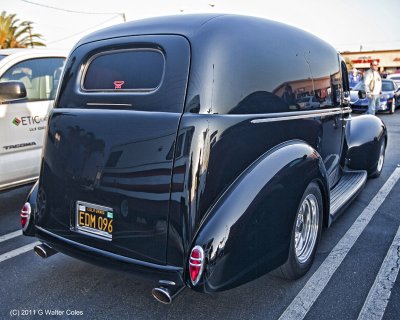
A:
0 49 67 190
297 95 320 109
21 14 387 304
387 73 400 86
350 79 400 113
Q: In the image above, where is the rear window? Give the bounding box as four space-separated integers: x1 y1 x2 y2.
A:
82 49 164 91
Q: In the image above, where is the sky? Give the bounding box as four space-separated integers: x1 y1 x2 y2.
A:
2 0 400 52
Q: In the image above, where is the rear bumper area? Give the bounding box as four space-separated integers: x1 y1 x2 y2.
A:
35 226 184 286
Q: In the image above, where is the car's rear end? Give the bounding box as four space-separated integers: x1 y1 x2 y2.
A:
23 33 191 292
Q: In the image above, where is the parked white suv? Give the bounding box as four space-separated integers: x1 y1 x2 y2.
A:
0 49 67 190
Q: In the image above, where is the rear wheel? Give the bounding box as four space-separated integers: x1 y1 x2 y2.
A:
277 182 323 280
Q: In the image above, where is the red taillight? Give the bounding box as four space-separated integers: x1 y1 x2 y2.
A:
21 202 31 229
189 246 204 285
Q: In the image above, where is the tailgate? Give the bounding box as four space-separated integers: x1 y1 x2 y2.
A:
36 35 190 264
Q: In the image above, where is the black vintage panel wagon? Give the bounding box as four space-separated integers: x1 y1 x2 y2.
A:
21 14 387 303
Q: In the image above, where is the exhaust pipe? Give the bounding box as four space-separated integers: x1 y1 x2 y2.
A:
152 284 185 304
34 243 58 259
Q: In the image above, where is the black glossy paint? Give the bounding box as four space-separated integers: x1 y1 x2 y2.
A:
347 115 387 174
187 141 328 292
25 14 387 293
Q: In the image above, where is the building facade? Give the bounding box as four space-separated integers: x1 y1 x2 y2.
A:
341 49 400 75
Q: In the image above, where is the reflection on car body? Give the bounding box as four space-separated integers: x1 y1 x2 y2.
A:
21 14 387 304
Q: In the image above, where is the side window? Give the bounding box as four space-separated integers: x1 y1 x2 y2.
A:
341 61 350 92
0 57 65 101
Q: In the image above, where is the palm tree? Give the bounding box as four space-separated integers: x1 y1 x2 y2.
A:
0 11 46 48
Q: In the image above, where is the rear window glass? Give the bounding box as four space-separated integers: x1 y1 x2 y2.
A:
82 49 164 91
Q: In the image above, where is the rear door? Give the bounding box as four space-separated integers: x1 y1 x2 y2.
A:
37 35 190 264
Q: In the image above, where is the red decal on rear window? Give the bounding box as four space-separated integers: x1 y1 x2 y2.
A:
113 81 125 89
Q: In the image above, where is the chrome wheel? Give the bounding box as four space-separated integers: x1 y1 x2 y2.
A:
276 182 322 280
377 142 385 174
294 194 319 264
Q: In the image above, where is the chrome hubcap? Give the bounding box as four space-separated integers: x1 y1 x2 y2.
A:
294 194 319 264
377 142 385 173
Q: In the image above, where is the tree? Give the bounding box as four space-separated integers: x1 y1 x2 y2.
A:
0 11 46 48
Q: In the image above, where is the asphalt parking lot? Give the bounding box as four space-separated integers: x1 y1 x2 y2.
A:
1 111 400 320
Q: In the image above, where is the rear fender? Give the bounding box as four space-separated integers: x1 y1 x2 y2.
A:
346 115 387 174
186 140 329 292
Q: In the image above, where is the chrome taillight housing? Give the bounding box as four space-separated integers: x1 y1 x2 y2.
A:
189 245 205 286
20 202 31 231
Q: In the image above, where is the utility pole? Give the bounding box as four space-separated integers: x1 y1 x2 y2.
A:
27 22 33 48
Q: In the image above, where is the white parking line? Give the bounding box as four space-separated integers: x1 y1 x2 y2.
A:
0 241 41 263
279 167 400 320
0 230 22 243
357 224 400 320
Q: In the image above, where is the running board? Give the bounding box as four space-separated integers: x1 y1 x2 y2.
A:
329 170 367 223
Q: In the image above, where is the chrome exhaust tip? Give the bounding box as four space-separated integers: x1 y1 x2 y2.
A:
152 287 173 304
152 285 184 304
34 243 57 259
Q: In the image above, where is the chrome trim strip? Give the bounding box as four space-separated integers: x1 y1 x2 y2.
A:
189 257 202 261
86 103 132 107
251 108 343 123
159 280 176 286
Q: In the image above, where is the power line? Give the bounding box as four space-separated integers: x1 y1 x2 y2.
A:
47 15 121 45
20 0 126 21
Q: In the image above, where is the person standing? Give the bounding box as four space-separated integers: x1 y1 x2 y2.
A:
349 68 361 88
363 60 382 115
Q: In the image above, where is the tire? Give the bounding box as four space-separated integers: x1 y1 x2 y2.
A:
276 182 323 280
368 138 386 178
390 98 395 114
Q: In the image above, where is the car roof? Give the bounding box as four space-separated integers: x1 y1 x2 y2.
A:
75 14 333 53
0 48 68 57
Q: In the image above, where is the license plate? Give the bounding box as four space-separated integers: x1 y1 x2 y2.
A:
75 201 114 240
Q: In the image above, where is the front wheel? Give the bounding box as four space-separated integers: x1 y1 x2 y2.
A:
390 98 395 114
276 182 323 280
368 138 386 178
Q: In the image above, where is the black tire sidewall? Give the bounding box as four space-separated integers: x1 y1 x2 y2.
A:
282 181 323 279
